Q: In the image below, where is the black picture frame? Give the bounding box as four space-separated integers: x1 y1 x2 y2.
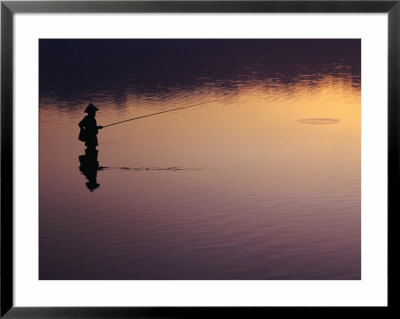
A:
1 1 396 318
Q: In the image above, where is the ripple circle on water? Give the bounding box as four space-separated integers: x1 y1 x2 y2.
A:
298 118 339 125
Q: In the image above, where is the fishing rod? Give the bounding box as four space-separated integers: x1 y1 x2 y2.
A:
102 98 225 128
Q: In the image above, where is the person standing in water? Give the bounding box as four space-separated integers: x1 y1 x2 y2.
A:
78 103 103 149
78 103 103 191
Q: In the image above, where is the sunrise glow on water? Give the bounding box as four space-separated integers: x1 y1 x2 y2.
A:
39 39 360 279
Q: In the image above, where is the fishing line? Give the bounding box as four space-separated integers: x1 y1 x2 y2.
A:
102 98 227 128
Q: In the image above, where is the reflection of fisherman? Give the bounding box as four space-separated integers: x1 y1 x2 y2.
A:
79 149 100 192
78 103 103 150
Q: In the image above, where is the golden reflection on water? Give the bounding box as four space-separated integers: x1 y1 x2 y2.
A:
91 76 360 169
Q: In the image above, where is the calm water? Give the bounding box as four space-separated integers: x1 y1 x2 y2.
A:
39 40 361 279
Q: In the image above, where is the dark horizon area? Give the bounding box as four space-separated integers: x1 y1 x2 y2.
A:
40 39 360 108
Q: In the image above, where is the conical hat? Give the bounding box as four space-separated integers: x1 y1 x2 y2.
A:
84 103 99 113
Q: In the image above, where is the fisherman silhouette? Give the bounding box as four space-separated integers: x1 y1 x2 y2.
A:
78 103 103 150
78 103 103 191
